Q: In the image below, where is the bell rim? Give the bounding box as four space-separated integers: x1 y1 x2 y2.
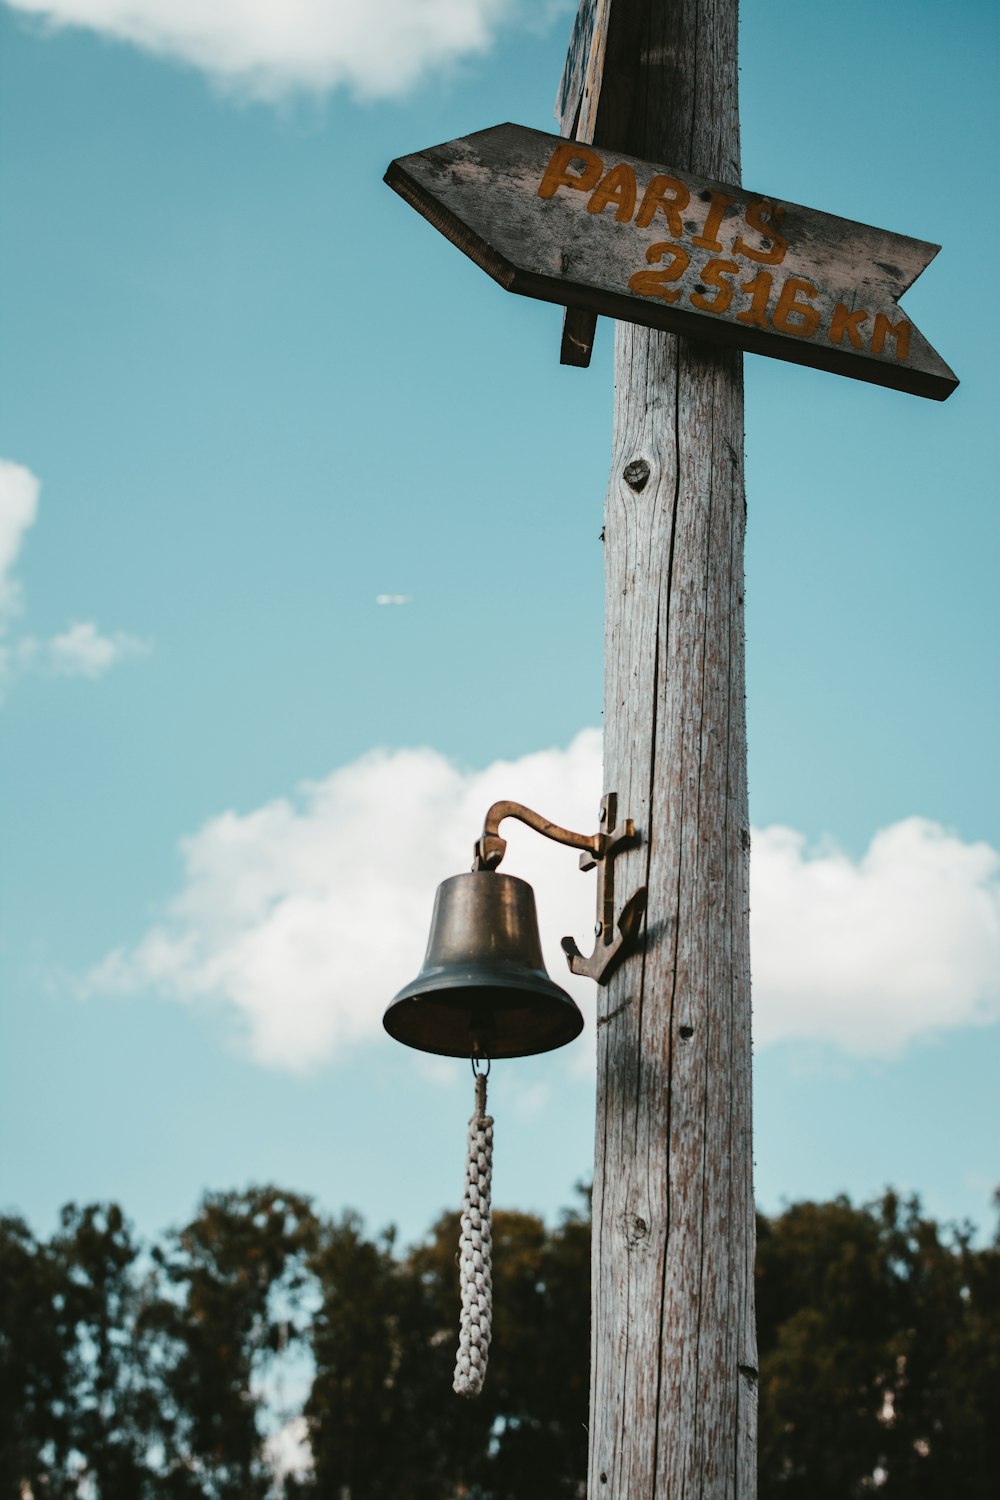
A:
383 966 585 1059
387 960 579 1011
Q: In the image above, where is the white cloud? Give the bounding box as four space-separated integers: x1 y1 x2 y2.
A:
6 0 525 101
90 733 1000 1070
0 456 150 694
752 818 1000 1054
0 458 40 619
48 619 149 677
92 730 605 1070
375 594 411 606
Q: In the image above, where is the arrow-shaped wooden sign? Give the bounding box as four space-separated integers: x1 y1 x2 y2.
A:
385 123 957 401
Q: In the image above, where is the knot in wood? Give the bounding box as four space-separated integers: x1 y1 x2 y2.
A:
624 1212 649 1247
622 458 650 492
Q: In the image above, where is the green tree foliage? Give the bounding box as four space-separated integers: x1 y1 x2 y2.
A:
299 1198 590 1499
756 1189 1000 1498
51 1203 161 1499
0 1215 72 1497
1 1185 996 1498
146 1186 319 1499
1 1189 318 1500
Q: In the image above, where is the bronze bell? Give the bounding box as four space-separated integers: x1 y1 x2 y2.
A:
383 870 584 1059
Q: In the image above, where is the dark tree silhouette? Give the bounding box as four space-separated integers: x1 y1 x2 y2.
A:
0 1214 72 1497
52 1202 161 1499
299 1197 590 1499
1 1185 996 1499
145 1186 319 1499
755 1189 1000 1498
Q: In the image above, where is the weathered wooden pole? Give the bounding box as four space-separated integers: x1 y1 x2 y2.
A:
384 0 956 1486
579 2 757 1494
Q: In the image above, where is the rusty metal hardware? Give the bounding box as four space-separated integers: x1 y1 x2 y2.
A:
473 793 646 986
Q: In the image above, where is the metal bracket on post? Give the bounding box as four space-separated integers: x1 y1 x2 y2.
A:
472 792 647 986
560 792 646 984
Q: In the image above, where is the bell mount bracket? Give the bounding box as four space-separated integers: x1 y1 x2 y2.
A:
472 792 647 985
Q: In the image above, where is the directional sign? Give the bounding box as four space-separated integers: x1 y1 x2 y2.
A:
385 123 957 401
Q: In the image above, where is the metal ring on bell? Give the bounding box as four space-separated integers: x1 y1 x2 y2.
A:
383 870 584 1059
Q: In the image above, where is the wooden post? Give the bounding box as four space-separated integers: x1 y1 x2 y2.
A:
585 1 757 1494
385 0 955 1487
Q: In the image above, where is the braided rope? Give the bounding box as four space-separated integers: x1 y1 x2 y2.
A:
453 1071 493 1398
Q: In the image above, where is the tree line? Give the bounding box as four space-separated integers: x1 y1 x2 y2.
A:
1 1184 996 1499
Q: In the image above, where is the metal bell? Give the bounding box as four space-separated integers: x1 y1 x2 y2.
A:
383 870 584 1059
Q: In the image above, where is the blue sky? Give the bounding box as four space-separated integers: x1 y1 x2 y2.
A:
1 0 998 1256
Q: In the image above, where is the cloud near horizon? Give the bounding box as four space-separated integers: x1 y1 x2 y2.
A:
90 732 1000 1071
5 0 536 101
0 457 149 691
0 457 39 621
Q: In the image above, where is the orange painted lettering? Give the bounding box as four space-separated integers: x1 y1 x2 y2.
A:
628 242 691 303
872 312 911 361
829 303 870 348
537 143 605 199
635 175 691 235
692 192 736 252
732 201 789 265
690 258 739 314
772 277 820 338
736 270 773 328
587 163 638 222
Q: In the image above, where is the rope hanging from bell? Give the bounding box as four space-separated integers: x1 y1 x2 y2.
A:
453 1062 494 1397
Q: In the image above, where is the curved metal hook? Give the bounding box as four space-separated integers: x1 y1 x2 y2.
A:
562 884 647 985
472 792 645 987
472 800 606 872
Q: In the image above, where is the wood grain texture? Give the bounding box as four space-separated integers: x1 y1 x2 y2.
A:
589 2 756 1495
556 0 612 366
556 0 605 137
